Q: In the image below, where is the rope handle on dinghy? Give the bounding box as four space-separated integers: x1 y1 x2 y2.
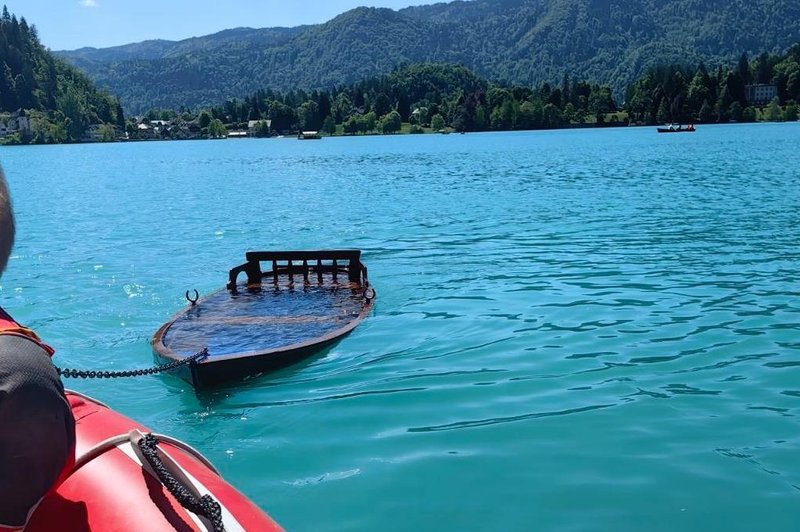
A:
67 430 226 531
71 431 220 476
136 432 226 532
56 348 209 379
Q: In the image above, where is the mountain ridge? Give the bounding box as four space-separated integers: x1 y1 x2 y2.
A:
55 0 800 113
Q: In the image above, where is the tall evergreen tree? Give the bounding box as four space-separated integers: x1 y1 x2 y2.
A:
737 53 751 86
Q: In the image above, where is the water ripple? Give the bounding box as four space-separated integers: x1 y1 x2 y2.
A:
2 125 800 530
408 404 616 432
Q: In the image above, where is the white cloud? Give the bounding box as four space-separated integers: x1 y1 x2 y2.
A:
80 0 99 7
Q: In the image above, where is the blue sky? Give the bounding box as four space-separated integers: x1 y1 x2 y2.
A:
2 0 446 51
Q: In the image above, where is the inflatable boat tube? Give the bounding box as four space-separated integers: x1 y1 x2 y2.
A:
26 390 282 531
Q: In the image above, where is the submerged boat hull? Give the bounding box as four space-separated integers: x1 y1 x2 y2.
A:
27 391 281 531
153 250 374 388
161 324 359 388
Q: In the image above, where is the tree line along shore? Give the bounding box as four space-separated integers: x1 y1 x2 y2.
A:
135 51 798 142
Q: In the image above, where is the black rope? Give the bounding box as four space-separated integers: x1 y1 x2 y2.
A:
56 348 209 379
138 433 225 531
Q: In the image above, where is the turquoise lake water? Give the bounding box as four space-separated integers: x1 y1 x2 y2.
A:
1 123 799 531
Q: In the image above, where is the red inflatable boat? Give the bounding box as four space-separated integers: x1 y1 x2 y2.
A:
26 390 282 531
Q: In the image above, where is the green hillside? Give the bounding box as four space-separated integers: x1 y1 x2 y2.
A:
57 0 800 114
0 6 124 143
190 48 798 139
180 62 617 138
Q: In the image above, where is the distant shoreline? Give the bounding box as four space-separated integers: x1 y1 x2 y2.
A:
5 120 799 148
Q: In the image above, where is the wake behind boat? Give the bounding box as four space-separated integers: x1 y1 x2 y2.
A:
152 250 375 388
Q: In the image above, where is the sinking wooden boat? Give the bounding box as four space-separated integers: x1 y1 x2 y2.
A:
152 250 374 388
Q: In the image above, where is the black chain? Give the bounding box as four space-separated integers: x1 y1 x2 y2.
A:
56 348 209 379
138 432 225 531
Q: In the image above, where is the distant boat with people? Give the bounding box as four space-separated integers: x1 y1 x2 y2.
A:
657 124 696 133
298 130 321 140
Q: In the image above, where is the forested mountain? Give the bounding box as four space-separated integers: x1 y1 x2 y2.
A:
185 49 798 140
57 0 800 114
63 26 306 63
0 6 123 143
626 45 800 124
143 62 617 141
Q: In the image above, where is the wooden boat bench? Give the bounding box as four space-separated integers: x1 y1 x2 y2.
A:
227 250 369 290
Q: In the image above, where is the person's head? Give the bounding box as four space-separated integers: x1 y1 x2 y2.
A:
0 167 14 276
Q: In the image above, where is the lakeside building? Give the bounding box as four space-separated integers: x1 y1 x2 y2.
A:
0 109 31 138
746 84 778 106
248 119 271 136
83 124 124 142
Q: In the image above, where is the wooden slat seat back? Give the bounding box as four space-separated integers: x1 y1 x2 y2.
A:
227 250 367 290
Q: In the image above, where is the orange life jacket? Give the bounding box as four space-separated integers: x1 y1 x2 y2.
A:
0 307 55 356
